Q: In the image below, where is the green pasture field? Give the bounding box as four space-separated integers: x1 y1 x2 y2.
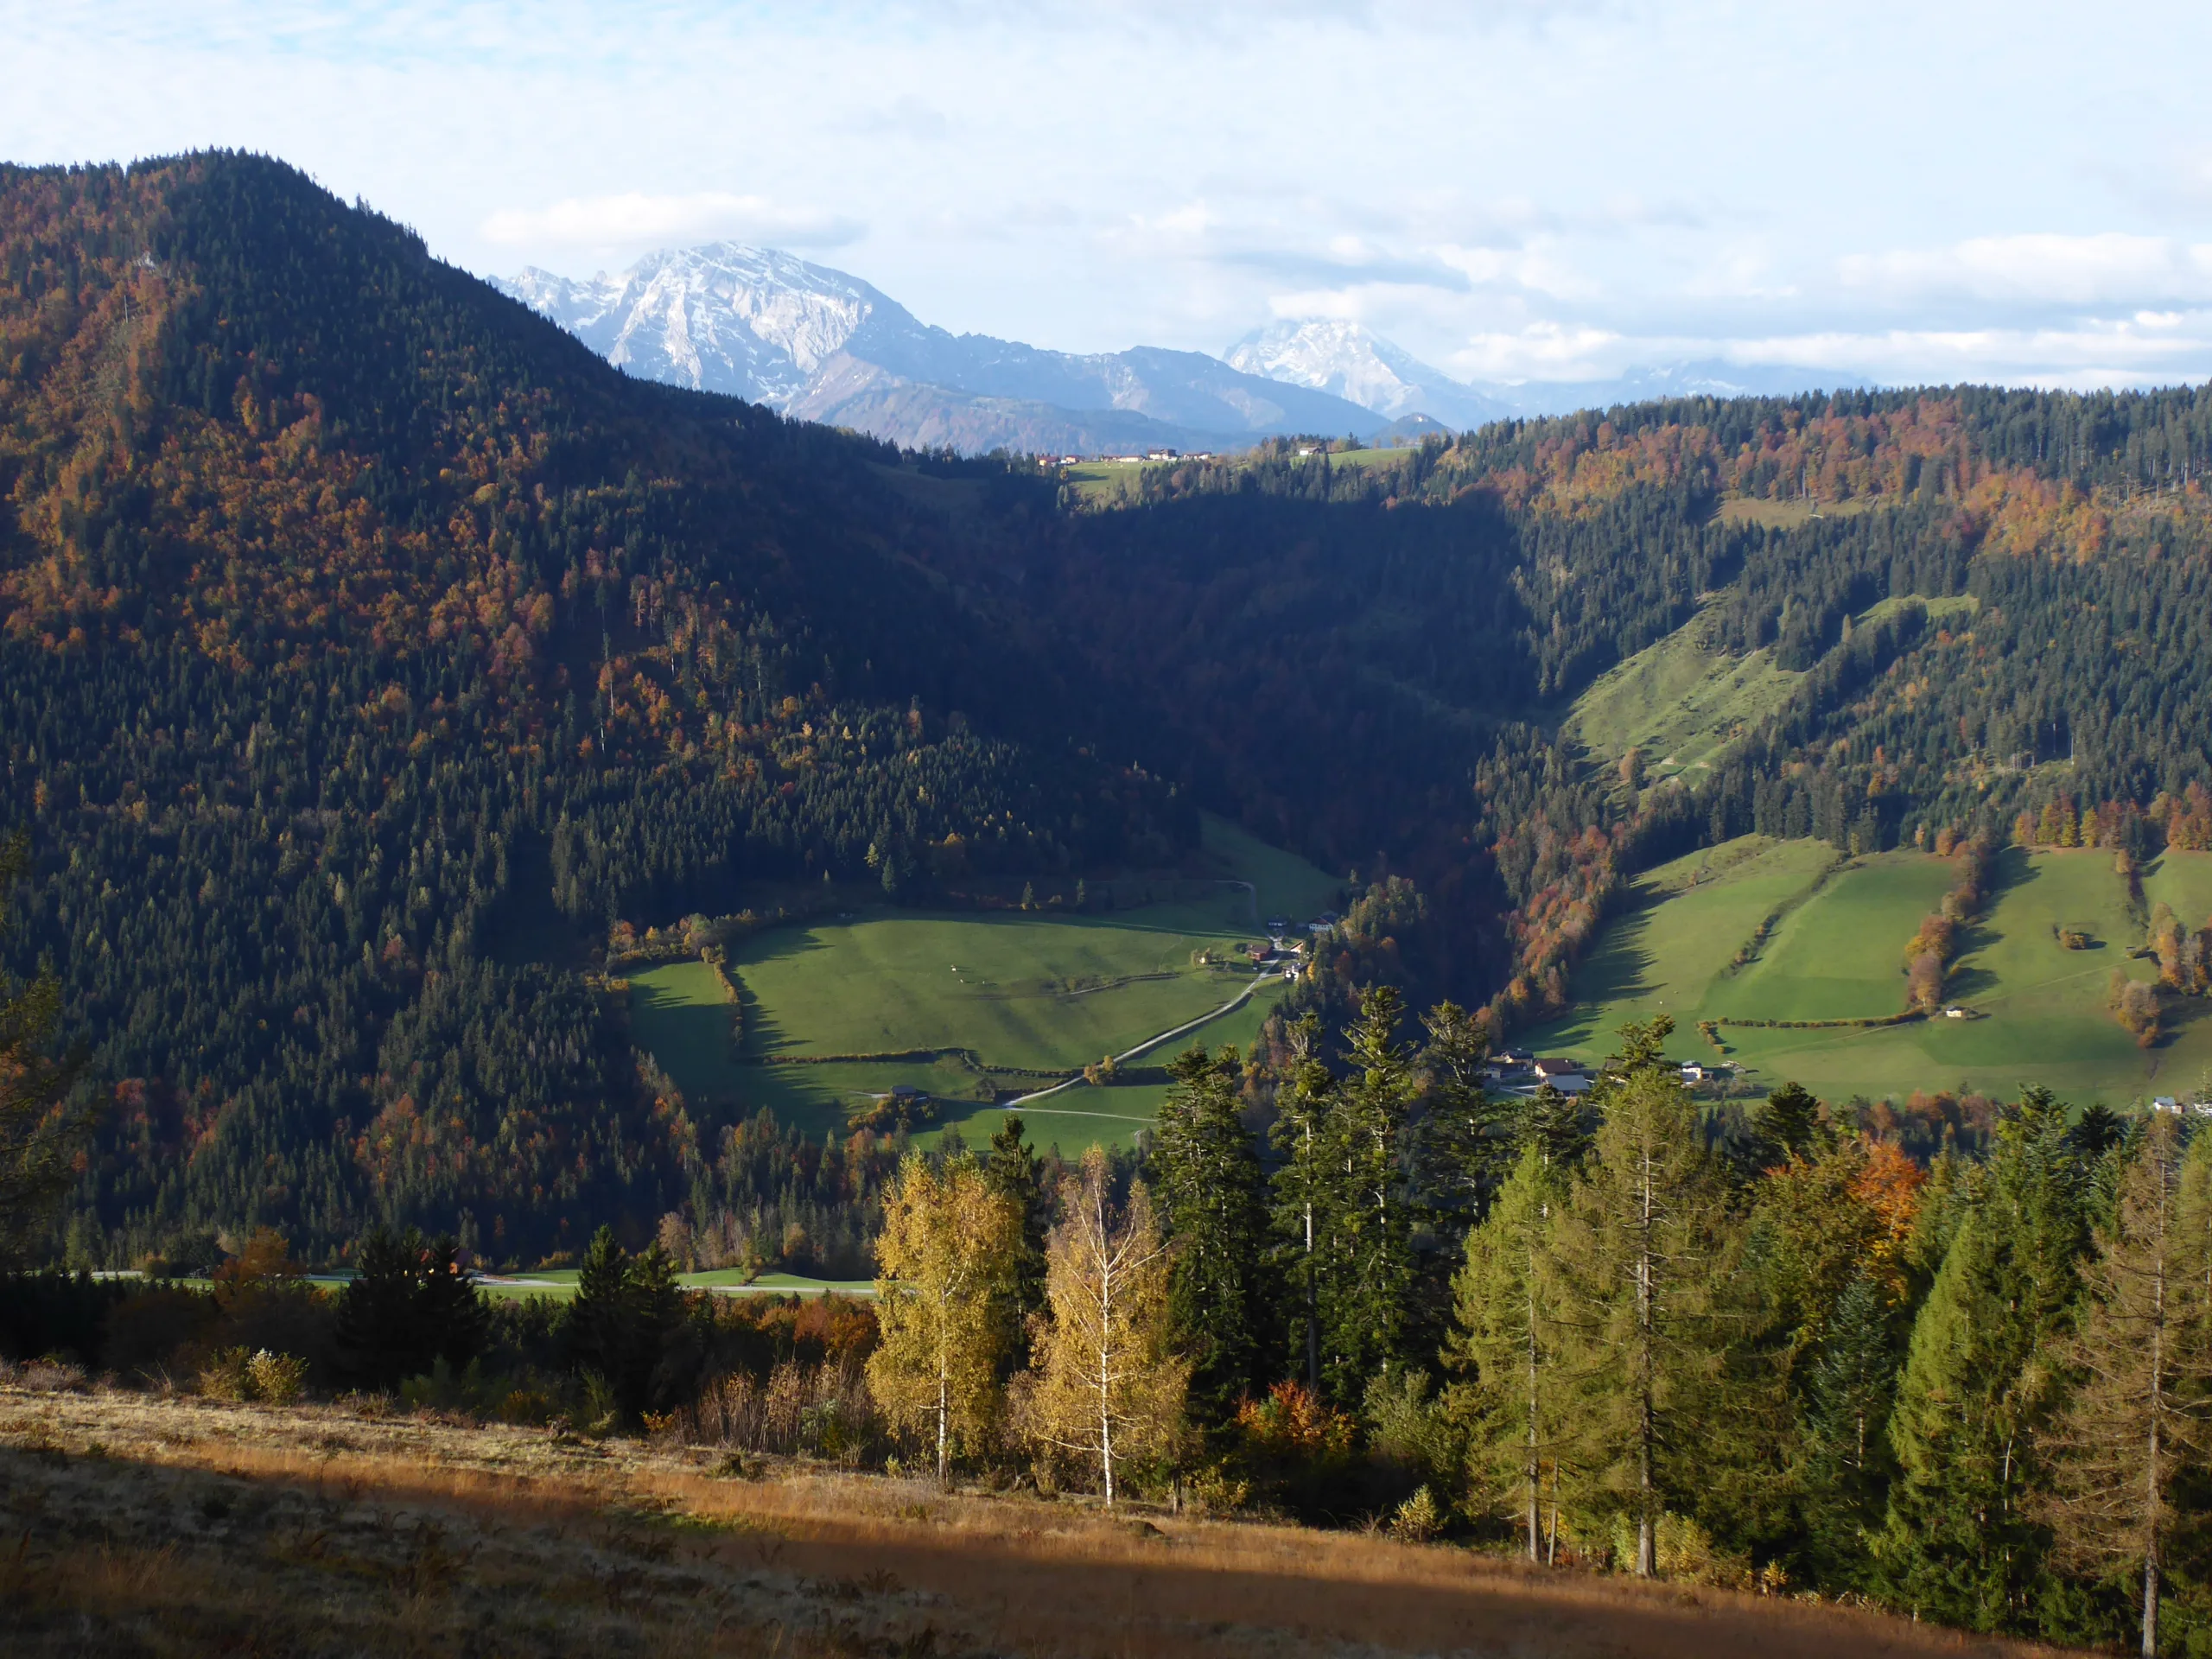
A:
1530 837 1839 1051
2145 850 2212 930
476 1269 874 1302
1532 838 2212 1106
627 813 1338 1149
1707 851 1957 1022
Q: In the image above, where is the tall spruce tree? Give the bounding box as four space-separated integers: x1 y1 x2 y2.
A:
565 1226 688 1423
1414 999 1507 1230
1873 1087 2089 1632
1801 1271 1903 1589
334 1227 489 1389
1452 1141 1567 1561
983 1115 1050 1369
1152 1044 1270 1433
1315 985 1421 1406
1541 1034 1744 1577
1747 1081 1827 1171
2038 1113 2211 1658
1269 1011 1335 1393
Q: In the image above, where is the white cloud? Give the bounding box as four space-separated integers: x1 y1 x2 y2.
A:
1841 233 2212 307
1435 240 1599 302
1446 322 1625 382
480 192 865 252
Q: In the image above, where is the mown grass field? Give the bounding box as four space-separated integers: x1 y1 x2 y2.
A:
1533 838 2212 1105
1568 625 1799 781
1568 595 1975 785
629 814 1339 1147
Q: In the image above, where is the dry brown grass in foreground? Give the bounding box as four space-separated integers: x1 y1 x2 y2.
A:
0 1385 2071 1658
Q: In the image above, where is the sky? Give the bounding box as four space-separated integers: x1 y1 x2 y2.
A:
8 0 2212 390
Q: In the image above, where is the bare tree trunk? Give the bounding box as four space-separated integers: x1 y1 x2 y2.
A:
2144 1546 2159 1659
2144 1412 2161 1658
937 1347 950 1487
1096 1182 1118 1509
1303 1122 1319 1393
1635 1141 1657 1579
1524 1254 1541 1562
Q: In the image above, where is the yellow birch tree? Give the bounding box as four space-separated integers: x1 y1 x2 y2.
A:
1022 1147 1187 1507
868 1153 1020 1485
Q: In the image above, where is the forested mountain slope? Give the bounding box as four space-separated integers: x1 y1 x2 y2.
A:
10 152 2212 1268
1046 398 2212 1025
0 155 1186 1263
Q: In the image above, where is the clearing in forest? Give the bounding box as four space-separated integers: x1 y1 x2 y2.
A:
628 814 1341 1149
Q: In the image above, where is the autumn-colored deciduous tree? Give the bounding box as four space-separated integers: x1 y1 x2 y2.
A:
1020 1147 1186 1507
868 1154 1020 1485
2037 1115 2212 1659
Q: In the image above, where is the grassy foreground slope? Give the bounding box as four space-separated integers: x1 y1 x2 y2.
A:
0 1385 2055 1659
627 813 1341 1149
1535 836 2212 1104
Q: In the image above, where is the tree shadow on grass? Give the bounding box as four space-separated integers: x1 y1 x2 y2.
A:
1944 847 2037 1002
1566 901 1660 1007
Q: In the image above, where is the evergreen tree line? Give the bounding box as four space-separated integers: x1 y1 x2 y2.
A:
1136 1002 2212 1652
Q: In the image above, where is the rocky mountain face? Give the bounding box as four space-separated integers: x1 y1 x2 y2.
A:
1225 319 1513 429
499 244 1382 454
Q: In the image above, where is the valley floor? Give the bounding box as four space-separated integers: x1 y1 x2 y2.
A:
0 1383 2061 1658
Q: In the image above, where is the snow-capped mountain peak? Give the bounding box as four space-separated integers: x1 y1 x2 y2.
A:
498 243 1389 453
499 243 903 405
1224 319 1507 429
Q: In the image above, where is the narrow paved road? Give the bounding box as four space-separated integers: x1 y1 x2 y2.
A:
1001 966 1288 1109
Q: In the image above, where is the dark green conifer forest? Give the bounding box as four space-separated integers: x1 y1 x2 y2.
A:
8 149 2212 1272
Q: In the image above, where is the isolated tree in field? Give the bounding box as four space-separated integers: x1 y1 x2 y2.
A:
1452 1141 1567 1561
1875 1087 2088 1631
1152 1044 1270 1432
1022 1146 1186 1506
1542 1035 1743 1578
869 1153 1020 1484
2037 1114 2210 1658
0 835 90 1263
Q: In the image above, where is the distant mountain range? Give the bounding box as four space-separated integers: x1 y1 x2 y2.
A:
1228 318 1868 425
500 245 1866 453
498 245 1381 454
